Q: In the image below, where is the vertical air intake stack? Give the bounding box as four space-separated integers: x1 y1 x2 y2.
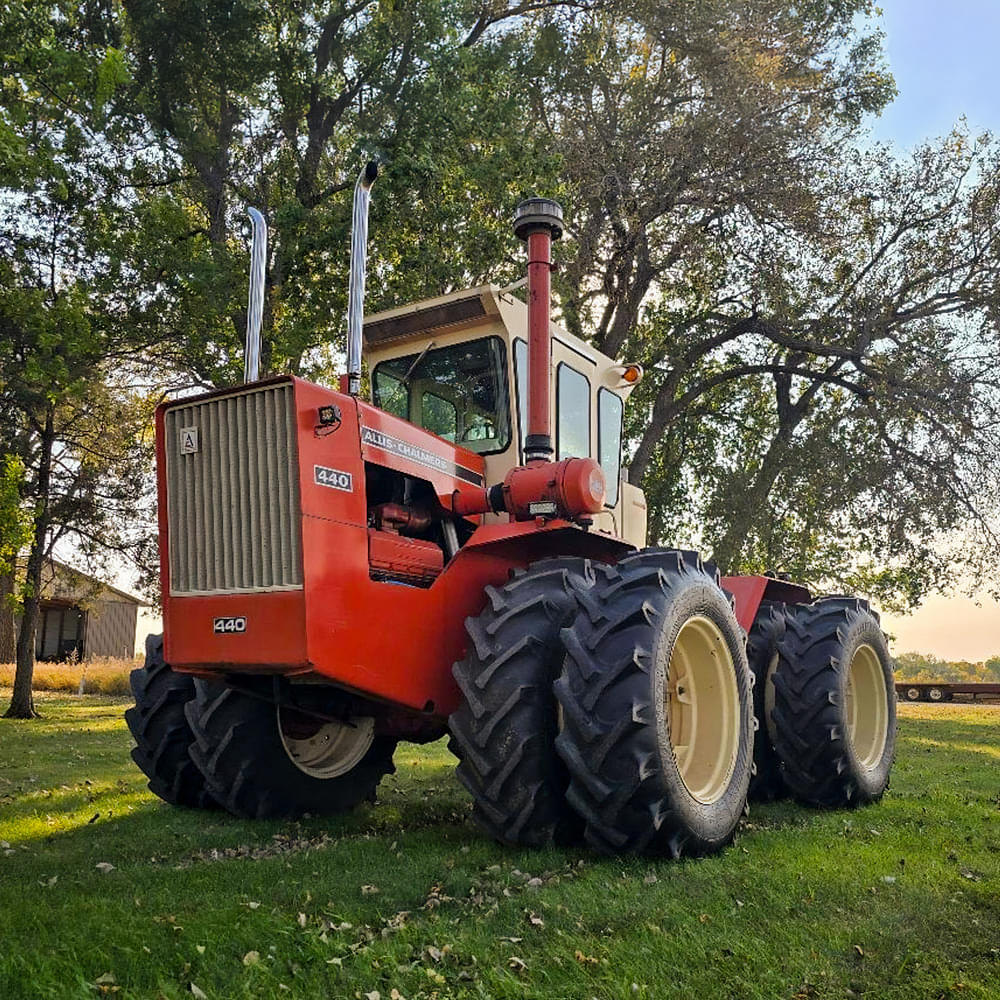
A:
452 197 606 523
513 198 563 463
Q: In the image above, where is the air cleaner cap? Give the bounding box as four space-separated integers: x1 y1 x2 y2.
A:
514 198 564 241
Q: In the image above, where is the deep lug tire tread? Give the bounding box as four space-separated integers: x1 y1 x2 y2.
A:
185 683 396 819
554 548 753 857
769 598 896 807
124 634 217 809
746 601 788 802
449 557 596 847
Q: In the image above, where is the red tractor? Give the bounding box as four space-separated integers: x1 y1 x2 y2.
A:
126 166 896 856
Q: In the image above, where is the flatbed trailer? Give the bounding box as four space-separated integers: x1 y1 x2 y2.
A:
896 682 1000 703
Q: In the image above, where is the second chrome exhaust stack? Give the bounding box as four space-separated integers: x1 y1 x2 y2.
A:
244 207 267 383
347 161 379 396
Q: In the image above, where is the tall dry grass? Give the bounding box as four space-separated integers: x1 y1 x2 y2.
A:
0 656 139 695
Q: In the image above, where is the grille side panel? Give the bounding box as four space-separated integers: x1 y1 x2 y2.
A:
164 383 303 594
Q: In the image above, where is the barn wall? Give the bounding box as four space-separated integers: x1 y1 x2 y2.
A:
86 600 139 659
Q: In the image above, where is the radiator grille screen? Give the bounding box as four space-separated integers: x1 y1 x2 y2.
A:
164 383 303 594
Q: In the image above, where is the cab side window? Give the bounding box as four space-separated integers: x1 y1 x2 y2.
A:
513 339 528 462
557 363 591 461
598 388 623 507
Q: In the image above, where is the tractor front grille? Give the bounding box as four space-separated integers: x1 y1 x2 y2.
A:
164 382 303 594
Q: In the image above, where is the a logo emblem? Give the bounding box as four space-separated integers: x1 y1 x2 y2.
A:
179 426 199 454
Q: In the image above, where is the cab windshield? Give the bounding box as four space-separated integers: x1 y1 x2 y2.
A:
372 337 512 455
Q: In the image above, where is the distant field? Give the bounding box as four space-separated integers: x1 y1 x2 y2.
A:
0 657 136 695
0 694 997 1000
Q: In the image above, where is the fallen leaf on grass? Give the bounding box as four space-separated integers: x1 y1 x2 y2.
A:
297 912 308 928
243 951 260 966
390 990 405 1000
95 862 115 874
643 873 658 885
361 884 379 896
508 956 527 972
189 984 207 999
574 951 599 965
364 991 380 1000
195 945 206 955
426 946 444 962
527 912 544 927
853 945 865 959
246 901 261 909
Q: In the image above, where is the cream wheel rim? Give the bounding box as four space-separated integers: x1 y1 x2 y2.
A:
277 707 375 779
845 644 888 769
666 615 741 804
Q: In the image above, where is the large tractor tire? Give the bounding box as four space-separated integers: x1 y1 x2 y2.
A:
449 558 595 847
745 601 787 803
769 597 896 807
555 549 754 857
125 634 217 809
185 683 397 819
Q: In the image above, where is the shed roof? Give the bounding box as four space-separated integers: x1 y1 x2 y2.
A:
41 559 149 607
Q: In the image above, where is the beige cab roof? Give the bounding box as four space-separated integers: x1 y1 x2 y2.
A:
363 285 640 399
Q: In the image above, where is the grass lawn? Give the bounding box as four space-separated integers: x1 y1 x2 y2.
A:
0 693 998 1000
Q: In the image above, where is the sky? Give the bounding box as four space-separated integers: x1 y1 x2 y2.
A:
869 1 1000 150
129 2 1000 660
864 1 1000 658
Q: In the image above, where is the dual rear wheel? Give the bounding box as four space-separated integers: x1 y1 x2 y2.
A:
450 554 896 856
126 650 396 819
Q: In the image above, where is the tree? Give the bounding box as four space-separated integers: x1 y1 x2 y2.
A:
529 0 894 357
0 455 33 664
1 1 153 718
630 133 1000 606
110 0 572 389
516 1 1000 605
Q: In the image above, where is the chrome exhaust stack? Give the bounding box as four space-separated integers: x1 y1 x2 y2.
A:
347 161 378 396
244 207 267 383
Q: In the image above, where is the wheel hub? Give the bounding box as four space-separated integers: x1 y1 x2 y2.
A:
277 706 375 779
665 615 741 804
845 644 889 769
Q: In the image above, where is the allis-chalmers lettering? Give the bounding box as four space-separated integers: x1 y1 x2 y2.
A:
360 426 483 485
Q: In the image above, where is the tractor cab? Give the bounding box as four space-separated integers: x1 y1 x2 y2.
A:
363 286 648 546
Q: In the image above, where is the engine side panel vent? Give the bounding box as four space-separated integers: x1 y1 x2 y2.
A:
164 383 303 594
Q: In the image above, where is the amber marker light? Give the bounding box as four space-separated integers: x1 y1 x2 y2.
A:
608 364 644 389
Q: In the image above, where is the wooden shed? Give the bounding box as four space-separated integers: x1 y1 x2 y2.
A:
33 560 147 661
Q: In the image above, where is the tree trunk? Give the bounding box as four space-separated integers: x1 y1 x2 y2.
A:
0 570 14 664
709 428 797 574
5 582 40 718
4 407 54 720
